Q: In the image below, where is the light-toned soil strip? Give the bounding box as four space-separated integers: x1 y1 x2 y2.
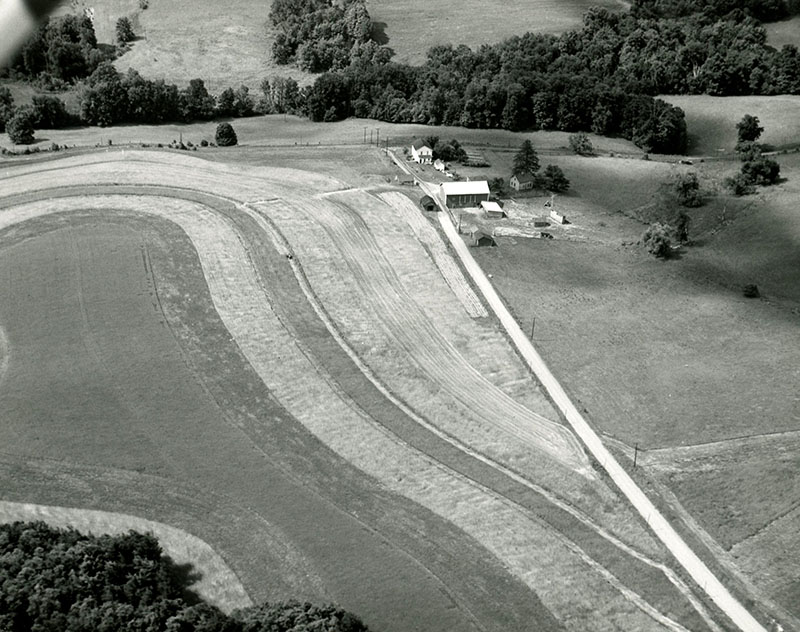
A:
377 191 487 318
264 194 590 475
0 159 692 631
348 189 558 415
0 500 252 613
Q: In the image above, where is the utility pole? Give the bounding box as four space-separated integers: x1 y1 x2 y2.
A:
530 317 535 340
370 129 373 144
363 127 366 144
634 443 639 468
376 128 380 147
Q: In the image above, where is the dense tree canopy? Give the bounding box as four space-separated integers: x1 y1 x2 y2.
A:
0 522 370 632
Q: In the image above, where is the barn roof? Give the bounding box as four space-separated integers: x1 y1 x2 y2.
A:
441 180 490 196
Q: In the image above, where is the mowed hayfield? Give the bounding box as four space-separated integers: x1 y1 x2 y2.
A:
0 150 727 632
472 150 800 623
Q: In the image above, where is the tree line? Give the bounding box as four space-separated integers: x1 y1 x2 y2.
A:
0 521 369 632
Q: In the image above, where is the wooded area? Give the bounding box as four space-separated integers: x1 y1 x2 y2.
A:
0 521 369 632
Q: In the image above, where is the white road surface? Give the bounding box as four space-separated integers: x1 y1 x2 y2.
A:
410 173 768 632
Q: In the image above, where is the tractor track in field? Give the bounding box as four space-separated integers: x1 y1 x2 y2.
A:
0 152 725 630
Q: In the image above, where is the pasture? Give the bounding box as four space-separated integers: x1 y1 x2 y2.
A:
367 0 630 65
0 149 727 632
472 151 800 624
661 94 800 155
765 16 800 49
55 0 628 88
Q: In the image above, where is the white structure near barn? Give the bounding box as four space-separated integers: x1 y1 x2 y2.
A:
480 200 505 219
433 158 446 172
439 180 490 208
410 139 433 164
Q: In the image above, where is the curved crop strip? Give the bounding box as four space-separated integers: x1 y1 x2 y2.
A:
0 500 253 612
265 193 589 473
0 152 712 630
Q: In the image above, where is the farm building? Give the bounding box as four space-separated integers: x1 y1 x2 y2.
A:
550 209 567 224
395 174 416 186
440 180 490 208
411 139 433 164
510 173 536 191
469 227 496 247
480 200 505 219
420 195 437 211
433 159 446 172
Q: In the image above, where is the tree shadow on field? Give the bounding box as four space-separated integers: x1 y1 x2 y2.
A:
163 555 205 606
371 21 389 45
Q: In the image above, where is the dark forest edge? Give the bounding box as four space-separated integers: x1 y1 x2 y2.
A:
2 0 800 154
0 521 370 632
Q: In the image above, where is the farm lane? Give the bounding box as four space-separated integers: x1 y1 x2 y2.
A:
417 177 771 632
0 151 717 631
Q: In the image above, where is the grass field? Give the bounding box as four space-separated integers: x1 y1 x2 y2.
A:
765 15 800 49
661 94 800 155
367 0 630 65
0 149 728 632
471 148 800 625
53 0 629 88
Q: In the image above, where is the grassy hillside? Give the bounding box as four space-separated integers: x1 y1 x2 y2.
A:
765 15 800 49
57 0 628 89
367 0 630 65
661 95 800 155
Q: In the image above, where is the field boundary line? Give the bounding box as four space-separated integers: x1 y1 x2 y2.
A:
422 177 771 632
244 199 725 632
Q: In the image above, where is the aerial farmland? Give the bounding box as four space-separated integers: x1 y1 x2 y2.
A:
1 1 799 632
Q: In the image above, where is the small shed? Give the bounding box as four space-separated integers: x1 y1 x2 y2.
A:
480 200 505 219
510 173 536 191
433 159 446 172
549 209 567 224
420 195 437 212
532 216 549 227
395 174 416 186
469 227 496 247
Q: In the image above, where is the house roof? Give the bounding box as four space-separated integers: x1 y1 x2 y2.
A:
512 172 536 183
411 139 431 151
441 180 490 196
480 201 504 214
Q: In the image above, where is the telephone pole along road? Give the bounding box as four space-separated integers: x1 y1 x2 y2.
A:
391 157 768 632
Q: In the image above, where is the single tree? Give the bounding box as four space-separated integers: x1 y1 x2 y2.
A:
675 211 690 243
741 157 780 186
674 171 702 207
725 173 756 196
215 122 238 146
736 114 764 144
0 86 14 132
6 107 35 144
513 139 539 175
115 17 135 45
568 132 594 156
642 222 673 258
736 140 763 162
542 164 570 192
488 177 505 196
215 87 236 117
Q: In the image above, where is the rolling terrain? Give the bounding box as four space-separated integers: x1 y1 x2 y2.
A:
0 149 731 631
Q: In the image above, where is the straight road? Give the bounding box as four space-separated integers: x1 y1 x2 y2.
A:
405 167 768 632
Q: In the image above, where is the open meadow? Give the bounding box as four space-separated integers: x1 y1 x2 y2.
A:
0 148 741 632
661 95 800 155
367 0 629 65
471 148 800 625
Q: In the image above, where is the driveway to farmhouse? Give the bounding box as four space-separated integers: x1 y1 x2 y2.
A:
390 151 769 632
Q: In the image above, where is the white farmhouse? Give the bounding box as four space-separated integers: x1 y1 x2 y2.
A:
410 139 433 164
